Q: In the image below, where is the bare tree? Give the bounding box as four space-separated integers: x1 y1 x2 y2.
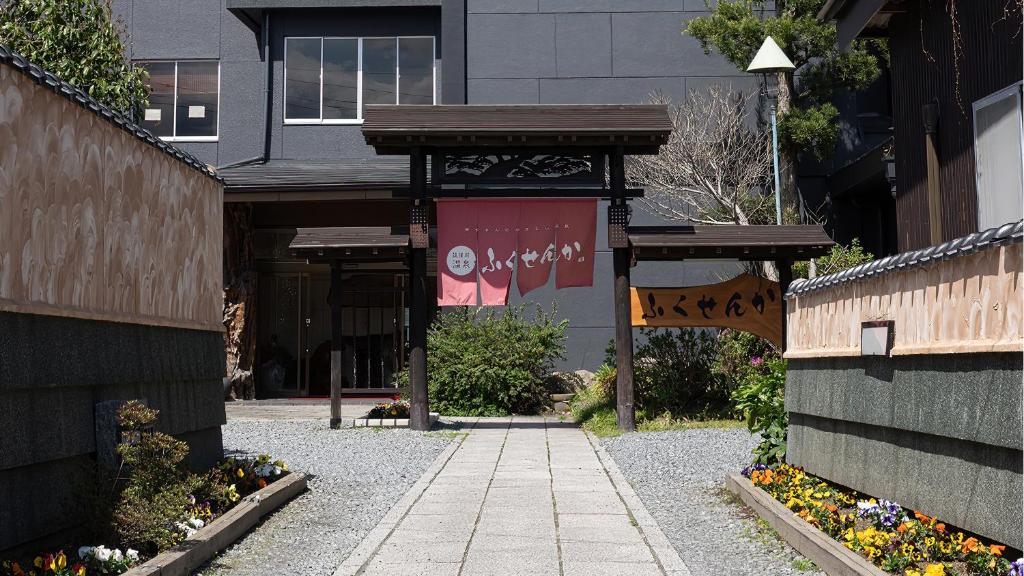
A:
627 87 775 225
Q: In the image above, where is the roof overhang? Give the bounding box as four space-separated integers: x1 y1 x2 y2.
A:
227 0 440 33
289 226 410 262
817 0 903 49
216 159 413 193
629 225 834 261
362 104 673 155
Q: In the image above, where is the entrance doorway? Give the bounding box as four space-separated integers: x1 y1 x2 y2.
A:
256 270 405 397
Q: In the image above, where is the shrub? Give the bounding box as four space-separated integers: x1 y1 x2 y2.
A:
712 329 779 390
113 402 200 555
793 238 874 279
632 328 726 418
397 305 568 416
731 357 788 464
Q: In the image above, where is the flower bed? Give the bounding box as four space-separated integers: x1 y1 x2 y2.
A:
366 400 410 419
1 401 292 576
742 463 1018 576
0 454 290 576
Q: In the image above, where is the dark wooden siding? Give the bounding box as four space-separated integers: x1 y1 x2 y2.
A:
888 0 1022 251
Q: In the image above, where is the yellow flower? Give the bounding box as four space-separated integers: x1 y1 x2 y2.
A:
923 563 945 576
906 570 922 576
33 557 42 569
236 468 245 478
56 553 66 570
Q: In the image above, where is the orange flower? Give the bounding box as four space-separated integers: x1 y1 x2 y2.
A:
961 537 980 553
990 544 1005 557
825 503 838 513
935 523 945 533
257 478 268 489
914 512 932 523
897 522 910 533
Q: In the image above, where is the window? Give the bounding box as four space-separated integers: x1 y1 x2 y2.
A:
284 36 435 124
137 60 219 141
974 82 1024 231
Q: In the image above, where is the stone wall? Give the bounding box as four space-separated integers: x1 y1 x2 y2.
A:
0 55 225 552
784 233 1023 549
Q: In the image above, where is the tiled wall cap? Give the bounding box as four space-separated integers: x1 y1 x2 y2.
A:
787 219 1024 297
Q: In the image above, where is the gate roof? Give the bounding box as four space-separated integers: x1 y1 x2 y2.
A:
629 225 834 261
362 104 671 154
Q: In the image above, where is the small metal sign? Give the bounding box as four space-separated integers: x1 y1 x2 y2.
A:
861 320 894 356
630 274 782 345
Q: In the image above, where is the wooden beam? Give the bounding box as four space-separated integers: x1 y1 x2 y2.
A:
609 146 636 432
925 132 942 245
613 246 636 432
408 147 431 431
329 261 344 429
775 258 794 353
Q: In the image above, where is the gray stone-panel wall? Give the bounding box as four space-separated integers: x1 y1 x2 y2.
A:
0 312 226 553
463 0 756 106
786 353 1023 549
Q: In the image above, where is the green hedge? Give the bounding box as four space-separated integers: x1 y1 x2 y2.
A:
397 305 567 416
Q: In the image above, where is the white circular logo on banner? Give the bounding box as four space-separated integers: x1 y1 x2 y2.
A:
446 245 476 277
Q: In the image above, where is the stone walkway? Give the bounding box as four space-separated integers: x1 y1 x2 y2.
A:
334 417 691 576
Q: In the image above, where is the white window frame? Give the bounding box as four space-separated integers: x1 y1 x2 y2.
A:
972 81 1024 230
138 59 221 142
283 35 436 126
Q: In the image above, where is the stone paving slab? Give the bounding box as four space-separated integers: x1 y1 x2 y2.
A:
334 416 692 576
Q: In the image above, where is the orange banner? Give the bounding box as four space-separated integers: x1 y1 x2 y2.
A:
630 274 782 346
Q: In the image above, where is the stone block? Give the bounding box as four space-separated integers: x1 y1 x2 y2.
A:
788 413 1022 549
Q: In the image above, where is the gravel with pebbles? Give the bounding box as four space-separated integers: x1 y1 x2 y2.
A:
194 420 454 576
603 428 825 576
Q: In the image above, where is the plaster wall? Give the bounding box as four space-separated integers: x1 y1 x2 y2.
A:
0 59 225 552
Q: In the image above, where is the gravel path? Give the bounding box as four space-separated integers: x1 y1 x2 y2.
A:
603 428 825 576
195 420 455 576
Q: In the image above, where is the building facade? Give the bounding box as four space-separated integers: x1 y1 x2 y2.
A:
112 0 753 398
821 0 1024 252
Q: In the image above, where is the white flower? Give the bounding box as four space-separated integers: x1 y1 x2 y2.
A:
176 521 198 538
273 466 282 476
94 545 112 562
78 546 94 560
111 549 124 563
126 549 140 562
188 517 205 530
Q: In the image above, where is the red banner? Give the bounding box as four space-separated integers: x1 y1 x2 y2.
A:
436 200 479 306
436 199 597 306
477 201 520 306
516 201 559 297
555 200 597 289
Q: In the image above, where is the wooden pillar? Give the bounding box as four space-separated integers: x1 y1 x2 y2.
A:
609 146 635 432
775 258 793 353
923 102 942 245
408 147 431 431
329 261 344 429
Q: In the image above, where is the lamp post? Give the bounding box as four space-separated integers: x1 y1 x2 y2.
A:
747 37 795 226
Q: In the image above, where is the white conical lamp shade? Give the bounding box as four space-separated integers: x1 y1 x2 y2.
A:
746 36 795 73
